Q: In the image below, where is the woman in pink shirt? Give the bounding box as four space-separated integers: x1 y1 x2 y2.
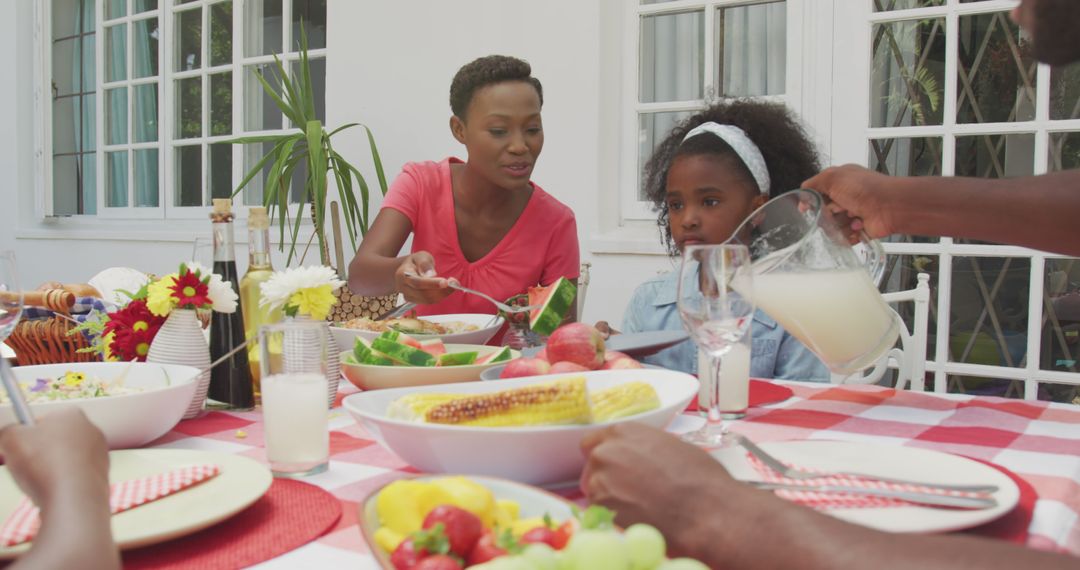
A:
349 55 580 321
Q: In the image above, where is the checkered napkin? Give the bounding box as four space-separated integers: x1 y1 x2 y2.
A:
746 454 988 510
21 297 114 321
0 464 220 547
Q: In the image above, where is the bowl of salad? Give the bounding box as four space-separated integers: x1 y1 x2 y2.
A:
0 362 200 448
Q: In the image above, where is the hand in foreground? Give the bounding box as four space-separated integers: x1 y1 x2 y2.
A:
802 164 898 241
0 408 110 509
580 423 738 558
395 252 454 305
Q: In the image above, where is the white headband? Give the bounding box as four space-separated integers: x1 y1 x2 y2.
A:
681 122 771 195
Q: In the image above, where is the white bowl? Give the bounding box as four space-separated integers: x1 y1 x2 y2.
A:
358 475 575 569
330 313 505 352
340 344 521 391
0 362 199 449
479 362 665 381
342 369 699 486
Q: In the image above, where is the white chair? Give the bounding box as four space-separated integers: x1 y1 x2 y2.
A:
577 262 591 318
832 273 931 391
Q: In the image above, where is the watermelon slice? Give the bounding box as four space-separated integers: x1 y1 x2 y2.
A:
351 338 394 366
528 277 578 336
476 346 513 365
436 351 478 366
379 330 401 342
419 338 447 357
371 338 437 367
397 333 422 349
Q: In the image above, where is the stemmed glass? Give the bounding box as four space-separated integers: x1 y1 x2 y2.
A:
0 251 33 425
677 244 754 447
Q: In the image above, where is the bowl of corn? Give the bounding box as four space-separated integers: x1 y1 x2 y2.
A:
341 369 698 486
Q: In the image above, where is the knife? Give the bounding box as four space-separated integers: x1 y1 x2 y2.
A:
745 480 997 509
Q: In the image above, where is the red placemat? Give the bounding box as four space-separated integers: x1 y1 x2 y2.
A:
122 478 342 570
685 379 794 413
962 459 1036 544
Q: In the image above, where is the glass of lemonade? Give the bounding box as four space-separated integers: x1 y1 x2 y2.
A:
259 320 330 477
728 189 899 375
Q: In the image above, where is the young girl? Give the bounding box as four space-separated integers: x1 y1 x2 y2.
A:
348 55 580 322
605 100 829 381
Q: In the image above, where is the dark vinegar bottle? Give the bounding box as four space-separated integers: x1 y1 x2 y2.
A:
207 199 254 410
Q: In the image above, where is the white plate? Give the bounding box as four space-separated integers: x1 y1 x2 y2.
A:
0 362 199 449
342 369 699 486
339 344 521 391
480 362 665 381
330 313 505 350
0 449 272 557
358 475 576 569
712 440 1020 533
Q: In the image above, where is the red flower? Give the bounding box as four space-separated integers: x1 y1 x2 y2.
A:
104 300 166 362
169 270 211 309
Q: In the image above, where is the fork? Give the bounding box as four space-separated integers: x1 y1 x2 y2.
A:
731 434 1000 494
746 481 998 509
403 272 538 314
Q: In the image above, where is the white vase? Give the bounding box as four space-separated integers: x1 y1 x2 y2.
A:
147 309 211 419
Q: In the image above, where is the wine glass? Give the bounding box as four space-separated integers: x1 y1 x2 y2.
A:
0 251 22 344
676 244 754 447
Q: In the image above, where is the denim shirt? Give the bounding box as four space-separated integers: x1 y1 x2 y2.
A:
622 270 830 381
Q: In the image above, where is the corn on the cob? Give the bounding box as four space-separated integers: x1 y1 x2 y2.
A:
385 393 459 422
590 381 661 422
423 377 593 427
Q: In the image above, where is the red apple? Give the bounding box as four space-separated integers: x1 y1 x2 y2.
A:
499 358 552 379
549 361 590 374
546 323 606 370
603 351 632 363
601 357 644 370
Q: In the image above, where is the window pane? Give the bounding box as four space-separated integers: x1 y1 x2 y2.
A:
175 145 203 206
134 0 157 13
242 141 273 206
81 34 96 91
106 150 128 207
1050 63 1080 121
290 58 324 125
175 7 202 71
210 1 233 66
105 87 128 144
244 64 282 131
81 93 96 152
637 110 692 201
82 153 97 215
245 0 283 57
873 0 944 10
133 83 158 143
1043 258 1080 384
53 96 76 155
133 18 159 78
52 0 77 38
957 12 1036 124
52 38 76 97
105 24 127 82
210 72 232 135
1049 132 1080 172
640 10 703 103
175 77 201 139
949 256 1029 380
717 2 786 97
52 155 79 215
209 143 232 201
134 149 159 207
106 0 125 20
871 18 946 128
869 137 943 176
291 0 327 50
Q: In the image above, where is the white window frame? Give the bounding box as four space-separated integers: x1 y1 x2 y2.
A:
831 0 1080 400
618 0 799 223
34 0 325 225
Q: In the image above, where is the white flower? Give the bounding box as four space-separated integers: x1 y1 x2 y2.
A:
186 261 239 314
260 265 345 311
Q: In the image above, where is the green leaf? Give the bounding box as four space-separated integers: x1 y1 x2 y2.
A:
363 125 388 195
298 23 317 123
328 123 359 137
251 65 304 127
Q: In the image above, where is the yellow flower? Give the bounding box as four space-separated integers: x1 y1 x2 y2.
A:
64 372 86 386
146 274 179 317
287 284 337 320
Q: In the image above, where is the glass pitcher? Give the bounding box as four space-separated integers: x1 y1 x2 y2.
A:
728 189 898 375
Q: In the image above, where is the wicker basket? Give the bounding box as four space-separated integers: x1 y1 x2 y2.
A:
4 289 99 366
327 288 400 324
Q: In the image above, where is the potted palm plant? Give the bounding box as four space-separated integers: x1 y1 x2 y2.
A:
230 26 396 320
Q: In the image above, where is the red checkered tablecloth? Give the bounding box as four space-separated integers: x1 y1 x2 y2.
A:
143 381 1080 567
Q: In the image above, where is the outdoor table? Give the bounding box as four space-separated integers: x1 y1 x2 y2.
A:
135 380 1080 567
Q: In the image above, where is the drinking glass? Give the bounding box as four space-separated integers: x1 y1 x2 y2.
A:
259 320 330 477
677 244 754 447
0 251 21 343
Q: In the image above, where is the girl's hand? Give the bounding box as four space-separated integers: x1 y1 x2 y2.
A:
595 321 620 339
395 252 454 305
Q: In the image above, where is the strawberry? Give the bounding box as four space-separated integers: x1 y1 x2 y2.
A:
422 505 483 558
390 538 427 570
520 526 559 549
467 528 522 565
412 555 463 570
391 525 451 570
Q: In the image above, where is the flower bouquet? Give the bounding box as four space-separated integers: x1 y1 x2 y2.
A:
260 266 345 407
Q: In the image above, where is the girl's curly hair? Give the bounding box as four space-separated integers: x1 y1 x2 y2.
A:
449 55 543 120
643 100 822 255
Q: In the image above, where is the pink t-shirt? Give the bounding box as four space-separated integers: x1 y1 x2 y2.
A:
381 157 580 318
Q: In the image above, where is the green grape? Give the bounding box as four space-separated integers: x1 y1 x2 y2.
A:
624 524 667 570
656 557 710 570
470 557 538 570
522 543 559 570
562 529 631 570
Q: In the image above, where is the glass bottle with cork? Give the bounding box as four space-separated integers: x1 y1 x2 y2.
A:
239 206 281 400
207 199 255 410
